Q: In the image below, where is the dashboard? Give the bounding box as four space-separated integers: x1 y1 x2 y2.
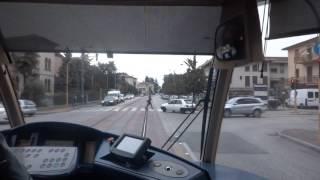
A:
1 122 210 180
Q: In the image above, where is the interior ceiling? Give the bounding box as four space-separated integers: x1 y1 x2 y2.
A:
0 2 221 54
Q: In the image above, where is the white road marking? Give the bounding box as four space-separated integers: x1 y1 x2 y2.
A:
121 107 128 111
131 108 137 111
140 108 145 111
113 108 120 111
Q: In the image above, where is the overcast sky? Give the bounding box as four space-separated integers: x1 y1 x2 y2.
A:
75 5 317 86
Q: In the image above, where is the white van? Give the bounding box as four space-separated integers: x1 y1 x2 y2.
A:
288 89 319 108
107 90 121 104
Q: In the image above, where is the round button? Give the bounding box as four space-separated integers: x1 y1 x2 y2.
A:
54 149 59 153
50 158 55 162
153 162 162 167
47 164 52 168
176 169 184 175
60 163 65 167
64 153 69 157
63 157 68 162
37 149 42 153
43 158 48 163
165 166 172 171
49 149 54 153
26 149 31 153
40 164 45 169
60 149 66 153
56 158 61 162
31 149 36 153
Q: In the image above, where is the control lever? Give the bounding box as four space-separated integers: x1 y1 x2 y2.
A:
0 133 33 180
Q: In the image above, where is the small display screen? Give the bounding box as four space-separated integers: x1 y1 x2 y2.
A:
116 136 143 154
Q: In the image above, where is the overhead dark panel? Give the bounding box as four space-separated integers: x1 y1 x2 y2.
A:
0 2 221 54
269 0 320 39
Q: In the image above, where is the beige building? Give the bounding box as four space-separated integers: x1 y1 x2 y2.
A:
137 82 154 95
228 57 288 98
283 37 319 88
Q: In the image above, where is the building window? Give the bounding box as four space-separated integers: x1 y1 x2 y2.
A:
295 68 300 77
252 76 257 85
263 76 268 85
252 64 258 72
270 68 277 73
245 76 250 87
245 66 250 72
44 79 51 92
263 63 268 72
45 58 51 71
280 64 284 73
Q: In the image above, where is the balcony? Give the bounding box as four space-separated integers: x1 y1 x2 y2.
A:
294 50 320 64
289 76 319 89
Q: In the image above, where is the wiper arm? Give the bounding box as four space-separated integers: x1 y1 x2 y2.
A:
161 100 204 151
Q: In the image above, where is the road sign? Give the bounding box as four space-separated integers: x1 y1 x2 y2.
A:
313 42 320 56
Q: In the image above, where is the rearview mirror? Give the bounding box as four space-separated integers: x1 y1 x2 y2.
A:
215 16 246 61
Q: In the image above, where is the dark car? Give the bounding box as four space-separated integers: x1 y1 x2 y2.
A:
101 96 117 106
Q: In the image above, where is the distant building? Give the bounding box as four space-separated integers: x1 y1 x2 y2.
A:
136 82 154 95
117 73 137 87
13 52 63 105
229 57 288 98
283 37 320 89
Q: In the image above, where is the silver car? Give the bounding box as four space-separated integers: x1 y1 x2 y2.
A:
224 97 267 117
0 103 7 120
19 99 37 116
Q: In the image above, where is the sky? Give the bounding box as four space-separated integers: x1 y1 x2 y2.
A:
74 5 317 86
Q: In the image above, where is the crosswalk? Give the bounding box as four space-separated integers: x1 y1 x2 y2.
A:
72 106 163 113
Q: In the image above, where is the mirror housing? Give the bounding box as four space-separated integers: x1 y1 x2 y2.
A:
214 0 264 69
215 16 246 61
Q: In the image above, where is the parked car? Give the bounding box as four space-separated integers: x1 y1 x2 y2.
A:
224 97 267 118
160 99 196 114
101 96 117 106
18 99 37 116
0 103 7 120
161 94 169 100
119 94 125 102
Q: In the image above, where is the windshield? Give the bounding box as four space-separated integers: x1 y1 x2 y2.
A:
0 3 320 180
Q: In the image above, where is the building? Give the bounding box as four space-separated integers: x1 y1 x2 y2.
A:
283 37 320 89
13 52 63 105
229 57 288 98
136 82 154 95
117 73 137 87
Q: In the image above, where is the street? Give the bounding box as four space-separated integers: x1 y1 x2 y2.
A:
1 95 320 180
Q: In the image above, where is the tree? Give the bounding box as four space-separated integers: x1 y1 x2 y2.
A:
13 52 39 84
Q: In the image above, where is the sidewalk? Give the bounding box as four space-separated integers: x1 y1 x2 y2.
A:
37 100 99 115
279 129 320 152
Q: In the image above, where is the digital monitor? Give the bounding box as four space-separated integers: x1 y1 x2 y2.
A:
110 134 151 163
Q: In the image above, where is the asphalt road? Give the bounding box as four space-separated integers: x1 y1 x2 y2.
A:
1 95 320 180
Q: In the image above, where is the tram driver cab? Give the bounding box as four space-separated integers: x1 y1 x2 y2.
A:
0 0 318 180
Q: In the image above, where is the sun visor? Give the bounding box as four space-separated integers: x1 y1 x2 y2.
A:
0 2 221 55
269 0 320 39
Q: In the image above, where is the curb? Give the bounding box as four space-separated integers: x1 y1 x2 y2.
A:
279 132 320 153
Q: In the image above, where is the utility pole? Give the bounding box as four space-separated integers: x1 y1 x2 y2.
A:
65 50 71 107
294 59 297 112
81 51 85 104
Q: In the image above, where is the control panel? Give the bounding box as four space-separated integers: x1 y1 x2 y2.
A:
11 146 78 176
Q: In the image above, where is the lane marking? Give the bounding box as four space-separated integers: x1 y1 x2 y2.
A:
113 108 120 111
131 108 137 111
157 109 162 112
140 108 145 111
121 107 128 111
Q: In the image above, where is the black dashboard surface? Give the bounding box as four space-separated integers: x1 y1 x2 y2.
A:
1 122 210 180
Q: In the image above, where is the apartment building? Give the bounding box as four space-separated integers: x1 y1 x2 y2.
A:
283 37 320 89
